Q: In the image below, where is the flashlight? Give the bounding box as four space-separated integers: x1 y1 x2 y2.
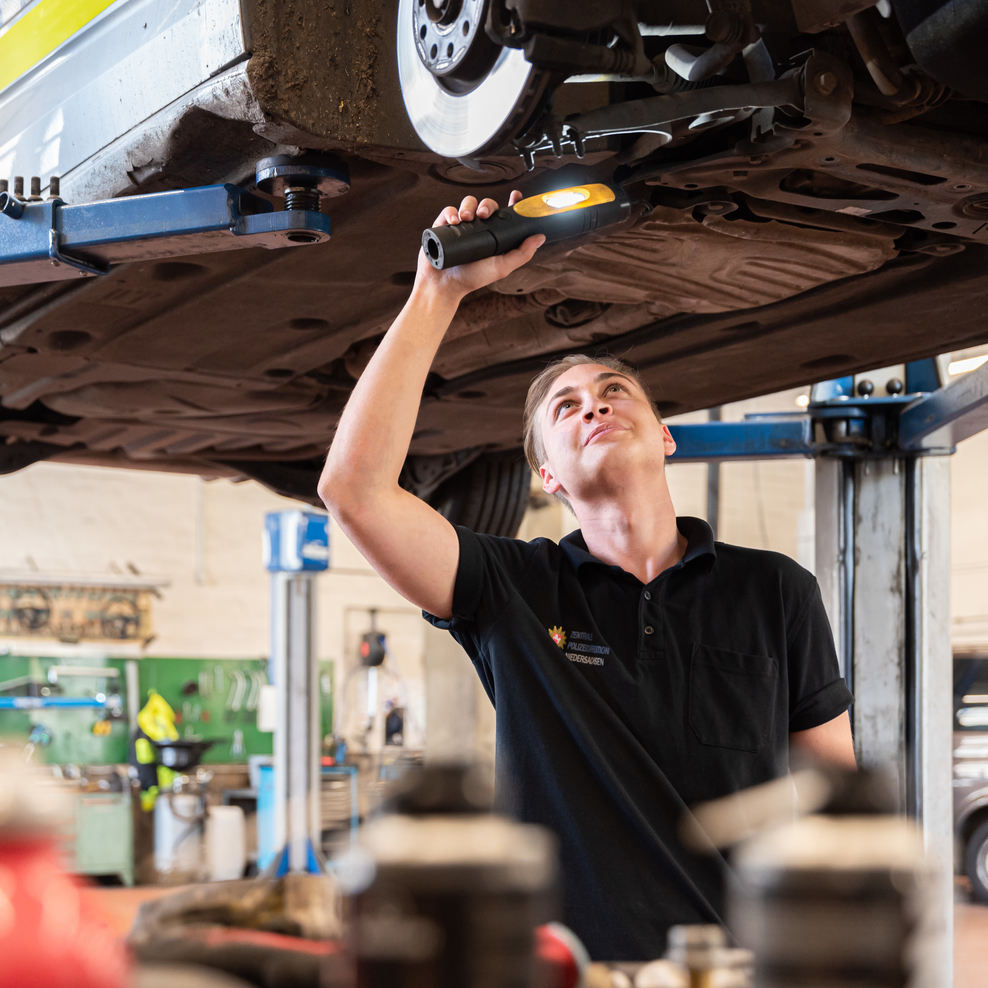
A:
422 183 632 270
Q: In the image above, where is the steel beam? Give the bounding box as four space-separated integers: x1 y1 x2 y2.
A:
271 571 323 874
906 455 954 985
899 359 988 451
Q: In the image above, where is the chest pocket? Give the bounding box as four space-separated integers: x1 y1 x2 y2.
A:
688 643 778 753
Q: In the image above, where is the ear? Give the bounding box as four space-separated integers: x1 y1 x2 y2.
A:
661 423 676 459
539 464 563 496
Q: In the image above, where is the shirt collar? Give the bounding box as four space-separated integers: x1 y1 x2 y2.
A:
559 516 716 576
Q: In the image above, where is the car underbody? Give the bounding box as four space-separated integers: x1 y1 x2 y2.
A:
0 0 986 534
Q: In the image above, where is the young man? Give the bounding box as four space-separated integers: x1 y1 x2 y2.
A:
319 193 855 961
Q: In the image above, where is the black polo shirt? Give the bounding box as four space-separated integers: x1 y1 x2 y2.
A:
424 516 852 961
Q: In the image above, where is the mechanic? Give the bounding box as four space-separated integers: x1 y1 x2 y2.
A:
318 192 856 961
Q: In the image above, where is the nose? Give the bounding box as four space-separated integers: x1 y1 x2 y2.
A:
583 395 611 421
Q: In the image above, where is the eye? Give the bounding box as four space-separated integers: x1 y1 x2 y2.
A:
606 383 624 393
554 400 575 418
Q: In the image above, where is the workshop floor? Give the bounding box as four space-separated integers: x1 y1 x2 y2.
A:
85 883 988 985
955 880 988 988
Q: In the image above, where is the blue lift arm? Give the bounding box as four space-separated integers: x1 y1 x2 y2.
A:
668 356 988 462
0 184 331 287
668 416 815 462
898 359 988 452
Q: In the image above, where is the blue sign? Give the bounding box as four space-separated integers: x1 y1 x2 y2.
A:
263 511 330 572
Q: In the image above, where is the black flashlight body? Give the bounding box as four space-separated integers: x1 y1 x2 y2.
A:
422 185 632 270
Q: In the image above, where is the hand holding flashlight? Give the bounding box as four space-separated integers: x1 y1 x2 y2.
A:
422 184 632 271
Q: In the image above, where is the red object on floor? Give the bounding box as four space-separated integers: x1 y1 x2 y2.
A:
536 923 587 988
0 835 130 988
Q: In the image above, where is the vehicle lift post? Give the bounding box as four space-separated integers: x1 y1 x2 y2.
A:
263 510 331 875
669 356 988 987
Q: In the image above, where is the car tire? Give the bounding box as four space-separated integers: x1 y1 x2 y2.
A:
965 818 988 905
429 450 530 538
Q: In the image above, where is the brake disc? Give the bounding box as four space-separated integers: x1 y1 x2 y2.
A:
397 0 551 159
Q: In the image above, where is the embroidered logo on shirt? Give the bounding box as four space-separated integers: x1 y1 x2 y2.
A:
548 626 567 649
561 630 611 667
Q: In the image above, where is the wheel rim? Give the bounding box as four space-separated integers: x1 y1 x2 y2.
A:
977 836 988 892
397 0 549 158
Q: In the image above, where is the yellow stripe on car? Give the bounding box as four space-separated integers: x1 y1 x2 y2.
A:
0 0 117 94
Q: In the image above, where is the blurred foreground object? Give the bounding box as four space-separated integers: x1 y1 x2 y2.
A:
343 762 558 988
666 926 751 988
129 874 342 988
537 922 591 988
0 752 129 988
688 768 943 988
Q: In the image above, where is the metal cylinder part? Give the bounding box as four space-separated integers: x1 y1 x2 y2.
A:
729 814 941 988
347 764 558 988
846 7 904 96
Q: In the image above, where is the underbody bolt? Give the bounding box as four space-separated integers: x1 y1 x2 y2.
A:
48 176 60 199
13 176 24 198
29 176 41 200
814 71 838 96
0 180 6 194
282 186 322 212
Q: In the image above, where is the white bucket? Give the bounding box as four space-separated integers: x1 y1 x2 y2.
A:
205 804 247 881
154 792 203 879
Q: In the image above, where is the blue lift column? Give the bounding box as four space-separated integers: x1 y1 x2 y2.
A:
263 510 331 876
667 356 988 986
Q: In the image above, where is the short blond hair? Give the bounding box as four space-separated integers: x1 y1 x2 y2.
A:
522 354 661 474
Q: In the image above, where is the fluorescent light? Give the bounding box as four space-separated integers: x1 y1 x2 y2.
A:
959 707 988 727
543 189 590 209
948 355 988 376
963 694 988 704
795 394 810 407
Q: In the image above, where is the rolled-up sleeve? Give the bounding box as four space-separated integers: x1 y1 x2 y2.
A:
423 526 541 652
786 581 853 732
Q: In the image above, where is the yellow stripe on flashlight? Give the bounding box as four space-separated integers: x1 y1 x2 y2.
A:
513 183 616 218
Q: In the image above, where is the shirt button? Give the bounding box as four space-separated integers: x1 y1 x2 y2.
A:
644 625 654 635
643 591 651 600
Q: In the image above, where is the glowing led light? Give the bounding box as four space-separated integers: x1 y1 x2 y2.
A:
795 394 810 407
948 354 988 376
543 188 590 209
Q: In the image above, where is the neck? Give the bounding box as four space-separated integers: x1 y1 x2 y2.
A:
571 471 686 584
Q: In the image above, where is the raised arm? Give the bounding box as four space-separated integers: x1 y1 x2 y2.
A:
318 194 543 619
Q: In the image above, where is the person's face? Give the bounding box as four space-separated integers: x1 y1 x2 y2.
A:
537 363 676 503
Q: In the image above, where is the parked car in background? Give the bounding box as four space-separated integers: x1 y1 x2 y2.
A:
954 654 988 903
